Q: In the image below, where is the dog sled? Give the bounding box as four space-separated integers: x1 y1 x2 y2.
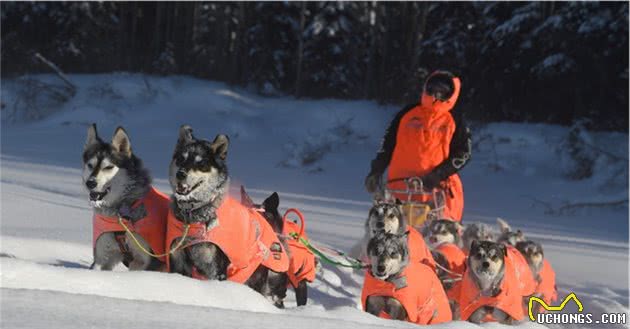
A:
381 176 447 230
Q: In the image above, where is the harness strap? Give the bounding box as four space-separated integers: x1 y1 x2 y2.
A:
118 216 190 258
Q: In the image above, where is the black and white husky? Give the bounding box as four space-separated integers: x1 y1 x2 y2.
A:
350 200 406 262
466 240 514 324
240 186 291 308
168 125 286 306
365 232 410 320
496 218 526 246
83 124 159 271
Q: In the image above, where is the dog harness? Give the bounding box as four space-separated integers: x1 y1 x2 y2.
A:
506 245 537 297
534 259 558 311
165 197 289 283
361 261 452 325
458 255 524 322
283 220 317 288
407 226 436 270
92 187 170 264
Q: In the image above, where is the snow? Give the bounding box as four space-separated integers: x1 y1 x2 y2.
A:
1 74 628 329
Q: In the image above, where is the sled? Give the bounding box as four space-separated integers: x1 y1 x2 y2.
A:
383 176 446 230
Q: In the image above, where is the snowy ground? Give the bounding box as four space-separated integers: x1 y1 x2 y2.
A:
1 74 628 328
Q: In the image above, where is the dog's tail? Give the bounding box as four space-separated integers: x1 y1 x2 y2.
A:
496 217 512 234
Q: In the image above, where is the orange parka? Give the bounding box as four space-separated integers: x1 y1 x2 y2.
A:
165 197 289 283
361 261 453 325
93 186 169 264
382 73 467 221
433 242 467 301
506 245 537 297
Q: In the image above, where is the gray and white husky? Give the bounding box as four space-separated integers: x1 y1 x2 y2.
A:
496 218 525 246
466 240 514 324
426 219 462 248
350 200 406 263
83 124 159 271
168 125 286 307
461 222 495 253
365 232 410 320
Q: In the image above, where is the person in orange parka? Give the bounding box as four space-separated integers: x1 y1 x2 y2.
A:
365 71 471 222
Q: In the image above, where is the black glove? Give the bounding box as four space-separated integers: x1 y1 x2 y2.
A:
421 172 441 190
364 172 382 194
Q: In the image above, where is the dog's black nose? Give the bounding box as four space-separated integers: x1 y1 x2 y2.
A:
376 265 385 273
85 179 97 190
482 261 490 268
376 222 384 229
176 170 187 180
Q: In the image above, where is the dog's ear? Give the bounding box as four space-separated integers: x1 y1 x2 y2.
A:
516 229 524 239
496 218 511 234
85 123 101 150
210 134 229 161
454 221 464 235
394 198 405 215
263 192 280 212
240 185 255 208
470 240 479 253
178 125 194 146
111 126 132 157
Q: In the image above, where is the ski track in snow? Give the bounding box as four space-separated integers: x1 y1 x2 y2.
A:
1 74 628 329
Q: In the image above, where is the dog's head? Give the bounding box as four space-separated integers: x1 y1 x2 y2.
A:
515 240 544 274
426 219 462 248
468 240 506 287
241 186 283 234
169 125 229 204
462 223 495 252
366 199 406 237
367 232 409 280
496 218 525 246
82 124 140 208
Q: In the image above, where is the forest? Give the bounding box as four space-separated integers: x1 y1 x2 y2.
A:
1 2 628 130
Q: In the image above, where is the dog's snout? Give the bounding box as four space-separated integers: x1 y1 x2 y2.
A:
482 261 490 268
176 170 187 180
376 265 386 273
85 179 97 190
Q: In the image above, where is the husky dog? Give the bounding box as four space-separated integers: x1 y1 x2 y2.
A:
240 186 291 308
462 223 495 253
366 199 406 237
496 218 525 246
168 125 283 305
83 124 159 271
426 219 462 248
365 232 410 320
466 240 514 324
515 240 544 278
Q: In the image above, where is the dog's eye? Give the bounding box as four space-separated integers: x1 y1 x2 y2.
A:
390 252 397 257
87 164 94 170
103 165 114 171
491 255 498 261
475 253 482 260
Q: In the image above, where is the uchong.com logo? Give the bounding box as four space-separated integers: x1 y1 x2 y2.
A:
529 292 627 325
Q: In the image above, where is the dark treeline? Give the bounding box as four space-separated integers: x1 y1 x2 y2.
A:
1 2 628 130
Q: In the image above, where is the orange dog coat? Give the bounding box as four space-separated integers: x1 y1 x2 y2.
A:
361 261 452 325
165 197 289 283
92 187 169 263
458 255 525 322
283 220 317 288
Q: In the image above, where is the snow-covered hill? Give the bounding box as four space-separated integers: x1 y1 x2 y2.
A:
1 74 627 329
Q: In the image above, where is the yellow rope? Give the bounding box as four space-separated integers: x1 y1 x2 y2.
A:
117 216 190 258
